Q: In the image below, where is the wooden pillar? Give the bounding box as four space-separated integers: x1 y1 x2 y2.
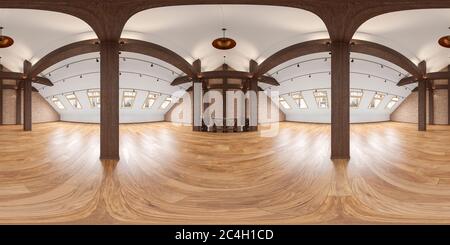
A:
23 61 32 131
448 65 450 125
100 41 120 160
428 81 434 125
23 80 32 131
192 59 202 131
248 60 259 131
331 41 350 159
418 80 427 131
16 81 21 125
222 64 228 128
0 64 3 125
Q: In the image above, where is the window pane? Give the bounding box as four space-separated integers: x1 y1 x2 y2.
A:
314 91 328 109
299 99 308 109
386 97 399 109
279 97 290 109
160 99 171 109
369 93 385 109
121 90 136 108
87 90 100 108
65 93 82 109
51 97 65 109
143 98 156 108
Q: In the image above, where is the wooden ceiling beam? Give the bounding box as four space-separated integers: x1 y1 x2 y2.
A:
119 38 196 77
0 71 53 86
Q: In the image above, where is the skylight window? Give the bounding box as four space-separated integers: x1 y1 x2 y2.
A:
291 92 308 109
51 97 65 110
121 90 137 109
279 97 291 109
65 93 82 109
313 90 329 109
386 97 400 110
369 93 385 109
87 89 100 108
160 97 172 109
142 92 160 109
350 89 364 108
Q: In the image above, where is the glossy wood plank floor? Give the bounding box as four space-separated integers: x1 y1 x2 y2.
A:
1 121 450 224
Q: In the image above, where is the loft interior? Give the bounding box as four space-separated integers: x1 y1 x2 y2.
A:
1 1 450 224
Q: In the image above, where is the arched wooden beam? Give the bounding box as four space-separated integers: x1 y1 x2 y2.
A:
350 39 420 77
171 71 279 86
398 72 450 86
0 71 53 86
255 39 331 78
30 39 100 78
119 38 196 77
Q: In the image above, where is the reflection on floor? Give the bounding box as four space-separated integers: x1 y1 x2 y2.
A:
0 121 450 224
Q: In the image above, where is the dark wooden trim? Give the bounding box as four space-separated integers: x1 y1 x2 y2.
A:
418 80 427 131
428 81 434 125
120 38 196 77
172 76 192 86
15 81 22 125
99 41 120 160
0 65 3 125
331 41 350 159
23 61 32 131
30 39 100 78
171 73 278 86
351 39 420 78
0 71 53 86
255 39 330 78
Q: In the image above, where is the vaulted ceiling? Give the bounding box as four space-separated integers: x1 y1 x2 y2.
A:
1 5 449 123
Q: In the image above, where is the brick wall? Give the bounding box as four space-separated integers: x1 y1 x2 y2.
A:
2 89 60 125
391 90 448 125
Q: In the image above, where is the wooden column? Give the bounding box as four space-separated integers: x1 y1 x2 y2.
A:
418 80 427 131
100 41 120 160
0 64 3 125
23 80 32 131
16 81 21 125
222 64 228 129
448 65 450 125
248 60 259 131
23 60 32 131
428 81 434 125
192 59 202 131
331 41 350 159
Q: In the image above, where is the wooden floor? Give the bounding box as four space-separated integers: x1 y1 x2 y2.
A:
1 121 450 224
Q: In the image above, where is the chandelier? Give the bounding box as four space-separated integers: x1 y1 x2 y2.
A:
0 27 14 48
212 28 236 50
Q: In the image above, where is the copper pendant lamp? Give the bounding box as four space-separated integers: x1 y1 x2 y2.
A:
0 27 14 48
212 28 236 50
438 35 450 48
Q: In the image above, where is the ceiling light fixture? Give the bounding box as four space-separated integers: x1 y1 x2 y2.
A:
0 27 14 48
438 35 450 48
212 28 236 50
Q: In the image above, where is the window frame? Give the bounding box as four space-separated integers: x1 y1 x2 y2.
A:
279 96 291 109
313 90 329 109
368 92 385 109
386 96 400 110
121 90 137 109
87 89 101 108
64 92 82 109
160 96 172 110
290 91 308 109
142 91 160 109
51 96 65 110
350 89 364 109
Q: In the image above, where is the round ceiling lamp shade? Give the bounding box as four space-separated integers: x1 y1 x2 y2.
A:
0 27 14 48
212 28 236 50
438 35 450 48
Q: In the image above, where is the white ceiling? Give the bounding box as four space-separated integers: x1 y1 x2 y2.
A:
123 5 329 71
1 6 449 123
0 9 95 72
356 9 450 72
